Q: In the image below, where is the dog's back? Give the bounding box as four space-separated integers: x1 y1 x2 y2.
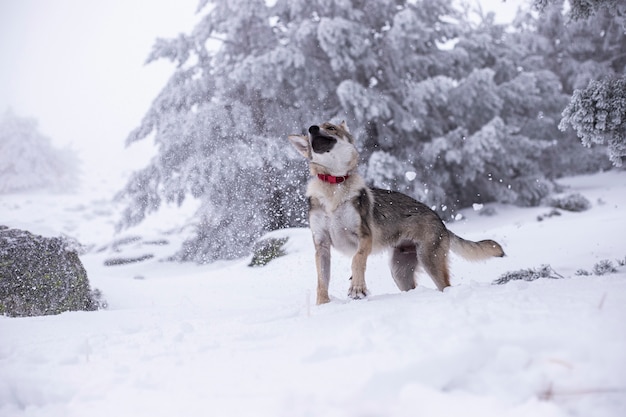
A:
369 188 447 248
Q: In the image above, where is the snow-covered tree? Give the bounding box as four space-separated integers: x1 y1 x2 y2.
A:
118 0 615 262
0 110 79 193
533 0 626 27
117 0 467 262
526 2 625 93
419 118 553 208
528 1 626 168
560 77 626 166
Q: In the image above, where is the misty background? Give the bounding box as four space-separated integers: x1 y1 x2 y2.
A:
0 0 199 188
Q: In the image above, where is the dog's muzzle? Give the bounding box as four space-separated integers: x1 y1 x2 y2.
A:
309 125 336 154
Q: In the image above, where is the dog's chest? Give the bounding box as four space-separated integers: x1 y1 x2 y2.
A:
309 196 361 255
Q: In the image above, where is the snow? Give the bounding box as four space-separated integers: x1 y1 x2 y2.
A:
1 170 625 417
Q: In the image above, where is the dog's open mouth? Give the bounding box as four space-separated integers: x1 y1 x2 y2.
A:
311 134 336 153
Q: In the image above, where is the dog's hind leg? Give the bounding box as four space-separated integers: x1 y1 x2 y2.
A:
389 243 418 291
419 237 451 291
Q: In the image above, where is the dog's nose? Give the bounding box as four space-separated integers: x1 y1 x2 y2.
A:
308 125 319 135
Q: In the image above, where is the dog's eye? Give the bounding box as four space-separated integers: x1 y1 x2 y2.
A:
326 126 336 131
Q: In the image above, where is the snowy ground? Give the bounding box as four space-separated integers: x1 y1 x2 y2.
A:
1 171 625 417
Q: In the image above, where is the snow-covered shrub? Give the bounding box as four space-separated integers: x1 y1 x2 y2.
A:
103 254 155 266
248 237 288 267
592 259 617 275
493 264 564 285
478 207 498 217
537 208 561 221
0 110 80 193
0 226 105 317
577 258 622 276
544 192 591 212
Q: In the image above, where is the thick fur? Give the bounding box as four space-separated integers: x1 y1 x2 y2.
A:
289 122 505 304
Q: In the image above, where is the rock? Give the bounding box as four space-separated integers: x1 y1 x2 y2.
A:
0 226 105 317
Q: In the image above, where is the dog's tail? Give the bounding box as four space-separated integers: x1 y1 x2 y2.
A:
449 232 505 261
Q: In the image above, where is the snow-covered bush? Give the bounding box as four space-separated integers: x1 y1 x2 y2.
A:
0 110 80 193
592 259 618 275
576 259 619 276
0 226 105 317
493 264 564 285
544 192 591 212
248 237 288 267
103 254 154 266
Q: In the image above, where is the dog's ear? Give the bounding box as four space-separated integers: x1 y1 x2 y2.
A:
288 134 310 159
339 120 350 133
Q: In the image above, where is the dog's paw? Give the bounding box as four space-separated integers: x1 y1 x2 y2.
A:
348 285 369 300
316 294 331 305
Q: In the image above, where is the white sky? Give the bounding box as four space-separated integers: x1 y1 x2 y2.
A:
0 0 527 192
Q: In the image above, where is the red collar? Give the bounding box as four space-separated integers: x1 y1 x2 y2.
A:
317 173 350 184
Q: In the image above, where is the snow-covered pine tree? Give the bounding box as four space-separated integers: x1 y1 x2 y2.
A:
420 117 552 209
533 0 625 27
318 2 561 213
529 1 626 168
117 0 374 262
560 77 626 166
363 11 566 213
118 0 611 262
0 110 79 193
116 0 467 262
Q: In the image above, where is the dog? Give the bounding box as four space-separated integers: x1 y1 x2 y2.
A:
288 121 505 304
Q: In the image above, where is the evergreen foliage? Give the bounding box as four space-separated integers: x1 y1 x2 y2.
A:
248 237 288 267
577 259 621 276
117 0 622 263
533 0 626 26
559 77 626 166
592 259 618 275
544 192 591 211
529 2 626 167
493 264 564 285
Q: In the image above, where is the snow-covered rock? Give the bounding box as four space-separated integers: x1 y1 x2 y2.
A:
0 226 103 317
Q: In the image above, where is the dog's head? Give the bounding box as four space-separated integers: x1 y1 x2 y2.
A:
288 121 358 176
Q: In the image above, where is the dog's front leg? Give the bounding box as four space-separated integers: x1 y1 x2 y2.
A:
348 235 371 299
349 189 372 300
314 237 331 305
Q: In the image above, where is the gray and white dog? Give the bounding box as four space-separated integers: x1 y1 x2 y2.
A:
289 121 505 304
